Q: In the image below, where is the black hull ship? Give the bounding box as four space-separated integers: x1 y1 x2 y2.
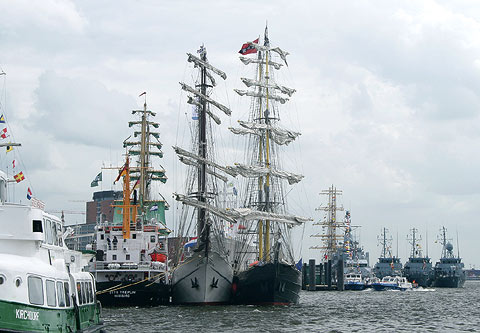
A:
403 228 433 288
433 227 465 288
171 46 235 305
90 97 171 306
230 27 309 305
234 262 301 305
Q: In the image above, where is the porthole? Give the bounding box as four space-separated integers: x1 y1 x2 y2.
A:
0 275 5 285
15 277 22 287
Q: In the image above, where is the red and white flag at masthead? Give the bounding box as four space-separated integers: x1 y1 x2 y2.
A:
238 38 259 55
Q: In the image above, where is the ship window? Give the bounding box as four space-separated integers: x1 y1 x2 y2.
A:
77 282 83 305
57 224 63 247
150 235 156 243
100 234 104 240
45 219 53 244
52 223 58 246
64 282 71 307
87 282 93 303
46 279 57 307
81 282 86 304
132 234 136 239
28 276 44 305
112 255 117 261
33 220 43 233
56 281 65 307
126 254 130 260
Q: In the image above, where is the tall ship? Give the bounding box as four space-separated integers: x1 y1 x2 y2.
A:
403 227 433 287
88 97 171 306
433 226 465 288
0 135 103 331
171 45 235 304
230 27 310 305
373 228 402 279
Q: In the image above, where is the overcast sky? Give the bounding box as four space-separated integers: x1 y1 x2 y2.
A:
1 0 480 268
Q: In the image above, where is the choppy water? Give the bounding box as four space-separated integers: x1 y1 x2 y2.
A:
102 281 480 332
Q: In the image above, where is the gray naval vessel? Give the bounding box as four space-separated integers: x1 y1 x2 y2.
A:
373 228 402 279
433 226 465 288
171 46 234 304
403 228 434 287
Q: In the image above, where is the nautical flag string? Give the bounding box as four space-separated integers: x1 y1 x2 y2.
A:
6 144 13 153
27 187 32 200
0 128 7 139
0 114 5 123
14 171 25 183
12 159 15 168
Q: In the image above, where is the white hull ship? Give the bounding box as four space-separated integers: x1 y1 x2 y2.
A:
0 136 103 331
89 99 171 306
171 46 235 305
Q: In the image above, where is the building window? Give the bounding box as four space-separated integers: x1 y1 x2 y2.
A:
28 276 44 305
112 255 117 261
126 254 130 260
46 280 57 307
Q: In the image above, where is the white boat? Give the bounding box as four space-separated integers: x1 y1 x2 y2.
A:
344 273 367 290
371 276 413 291
0 170 104 331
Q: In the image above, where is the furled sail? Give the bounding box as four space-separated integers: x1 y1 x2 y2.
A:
228 163 304 185
181 82 232 116
251 45 290 65
173 146 238 177
178 157 228 182
186 53 227 80
175 194 310 226
239 56 283 70
229 120 301 146
240 78 296 97
187 97 221 125
234 89 288 104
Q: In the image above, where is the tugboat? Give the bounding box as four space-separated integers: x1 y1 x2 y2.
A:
373 228 402 279
433 226 465 288
403 228 433 287
0 139 104 331
230 27 310 305
89 96 171 306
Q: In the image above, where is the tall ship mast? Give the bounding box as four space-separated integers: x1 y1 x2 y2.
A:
310 185 344 261
89 96 171 306
432 226 465 288
373 227 402 279
403 227 433 287
230 27 310 305
171 46 235 304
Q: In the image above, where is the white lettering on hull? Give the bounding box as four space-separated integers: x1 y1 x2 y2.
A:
15 309 39 321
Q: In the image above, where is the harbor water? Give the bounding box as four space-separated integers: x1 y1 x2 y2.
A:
102 281 480 332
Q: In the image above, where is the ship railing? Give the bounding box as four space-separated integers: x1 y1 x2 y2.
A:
93 261 166 271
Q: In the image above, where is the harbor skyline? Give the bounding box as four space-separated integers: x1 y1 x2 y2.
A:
1 0 480 268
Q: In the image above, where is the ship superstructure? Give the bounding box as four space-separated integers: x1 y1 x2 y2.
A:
89 98 171 306
373 228 402 279
342 211 371 278
403 228 433 287
433 227 465 288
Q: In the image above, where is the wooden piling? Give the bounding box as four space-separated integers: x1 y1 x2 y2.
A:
308 259 316 291
337 259 344 291
327 259 332 290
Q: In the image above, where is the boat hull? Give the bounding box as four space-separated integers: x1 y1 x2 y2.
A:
0 299 104 333
233 262 301 305
96 280 170 306
344 282 366 291
433 275 466 288
171 251 233 305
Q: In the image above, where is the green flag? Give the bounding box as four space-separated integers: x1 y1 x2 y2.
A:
90 172 102 187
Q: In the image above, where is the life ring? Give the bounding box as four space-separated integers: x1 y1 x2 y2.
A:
107 275 114 282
